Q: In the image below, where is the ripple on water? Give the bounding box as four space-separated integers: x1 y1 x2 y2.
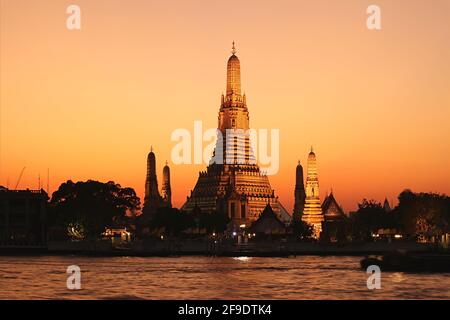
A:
1 255 450 299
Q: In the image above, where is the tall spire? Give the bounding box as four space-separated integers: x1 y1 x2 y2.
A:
294 160 306 219
143 147 164 220
307 148 318 177
215 43 252 164
303 147 323 238
226 42 241 97
162 160 172 207
145 148 158 199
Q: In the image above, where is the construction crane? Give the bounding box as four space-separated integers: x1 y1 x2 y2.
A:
15 167 25 190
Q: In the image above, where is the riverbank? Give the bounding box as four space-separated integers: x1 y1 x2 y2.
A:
0 240 440 257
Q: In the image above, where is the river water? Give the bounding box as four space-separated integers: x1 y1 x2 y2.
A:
0 255 449 299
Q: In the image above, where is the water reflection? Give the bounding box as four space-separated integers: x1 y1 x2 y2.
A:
233 256 252 262
390 272 406 283
0 256 449 300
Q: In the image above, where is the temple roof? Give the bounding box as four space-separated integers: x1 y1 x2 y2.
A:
321 192 346 221
249 203 286 234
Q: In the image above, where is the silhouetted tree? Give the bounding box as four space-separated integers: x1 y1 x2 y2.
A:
49 180 140 239
394 189 449 239
199 211 230 234
151 207 195 236
291 219 314 241
320 221 348 244
150 208 229 237
350 199 390 241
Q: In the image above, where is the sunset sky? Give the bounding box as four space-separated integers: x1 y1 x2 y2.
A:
1 0 449 213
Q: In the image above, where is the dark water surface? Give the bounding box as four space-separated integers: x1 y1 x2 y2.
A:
0 255 449 299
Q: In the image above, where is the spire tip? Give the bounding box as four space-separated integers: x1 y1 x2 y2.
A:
231 41 236 55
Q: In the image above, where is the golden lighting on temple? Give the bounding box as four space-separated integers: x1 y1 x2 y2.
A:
181 43 290 227
302 147 324 237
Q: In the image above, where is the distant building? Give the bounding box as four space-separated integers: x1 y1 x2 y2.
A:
161 161 172 207
321 191 347 242
248 203 287 236
143 147 162 217
142 147 172 216
302 148 324 237
293 161 306 222
102 227 131 246
322 191 346 222
139 148 172 235
0 187 48 246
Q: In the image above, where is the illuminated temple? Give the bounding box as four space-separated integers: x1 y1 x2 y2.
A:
182 43 290 228
302 148 324 237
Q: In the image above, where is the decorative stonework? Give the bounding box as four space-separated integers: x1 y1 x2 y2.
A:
182 44 290 228
302 148 324 237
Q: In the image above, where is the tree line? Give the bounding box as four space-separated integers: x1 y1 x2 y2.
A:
47 180 449 242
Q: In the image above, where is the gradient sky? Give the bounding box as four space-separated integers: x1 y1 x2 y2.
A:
1 0 449 213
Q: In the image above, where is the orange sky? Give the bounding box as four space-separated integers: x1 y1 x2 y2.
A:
1 0 449 213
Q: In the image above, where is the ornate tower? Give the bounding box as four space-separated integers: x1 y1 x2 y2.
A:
293 161 306 221
302 147 324 237
161 161 172 207
211 42 254 165
145 147 159 199
143 147 162 216
182 43 291 227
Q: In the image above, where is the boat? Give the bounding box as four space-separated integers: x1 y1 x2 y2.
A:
361 251 450 272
